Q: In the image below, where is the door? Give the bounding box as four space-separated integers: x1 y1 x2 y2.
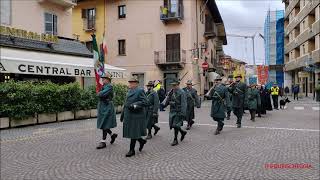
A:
166 34 180 62
164 73 178 92
132 73 145 88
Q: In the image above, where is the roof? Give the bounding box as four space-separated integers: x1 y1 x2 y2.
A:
0 35 93 58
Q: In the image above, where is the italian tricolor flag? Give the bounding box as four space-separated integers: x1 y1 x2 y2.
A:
92 34 105 93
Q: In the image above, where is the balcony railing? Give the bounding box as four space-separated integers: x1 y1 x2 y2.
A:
160 3 184 23
154 50 186 70
204 16 216 39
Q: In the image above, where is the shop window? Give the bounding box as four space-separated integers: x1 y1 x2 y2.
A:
45 13 57 35
118 39 126 55
118 5 126 19
82 8 96 30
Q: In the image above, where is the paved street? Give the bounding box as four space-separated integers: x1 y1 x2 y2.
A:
1 98 319 180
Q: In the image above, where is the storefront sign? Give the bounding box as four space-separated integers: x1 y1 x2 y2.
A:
0 25 58 43
298 72 309 78
0 61 124 78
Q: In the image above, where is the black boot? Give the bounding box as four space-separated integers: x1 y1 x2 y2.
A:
190 120 195 127
171 139 178 146
153 125 160 136
237 124 241 128
138 138 147 152
125 150 135 157
226 115 230 120
110 134 118 144
186 124 191 130
214 129 220 135
180 129 187 141
96 142 106 149
146 133 152 140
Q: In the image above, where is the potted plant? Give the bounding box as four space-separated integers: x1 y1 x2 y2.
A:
57 83 80 121
316 85 320 102
75 88 91 119
113 84 128 114
0 82 10 129
88 86 98 118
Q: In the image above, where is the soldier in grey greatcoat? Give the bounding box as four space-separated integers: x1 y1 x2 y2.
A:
228 74 247 128
120 77 149 157
205 75 231 135
162 79 187 146
182 80 200 130
247 84 261 122
145 81 160 139
96 74 118 149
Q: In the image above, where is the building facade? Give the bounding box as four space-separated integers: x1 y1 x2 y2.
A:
104 0 227 94
0 0 125 87
264 10 285 88
283 0 320 97
72 0 107 52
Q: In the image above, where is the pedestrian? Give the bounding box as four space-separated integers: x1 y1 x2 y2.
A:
145 81 160 139
182 80 201 130
257 84 267 116
120 77 149 157
293 84 299 100
162 78 187 146
225 75 234 120
284 86 290 97
96 74 118 149
247 84 261 122
264 86 273 111
271 82 280 110
228 74 247 128
205 75 230 135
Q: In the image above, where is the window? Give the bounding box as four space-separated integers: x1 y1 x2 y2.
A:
45 13 57 35
0 0 11 25
118 40 126 55
82 8 96 30
85 41 93 53
118 5 126 19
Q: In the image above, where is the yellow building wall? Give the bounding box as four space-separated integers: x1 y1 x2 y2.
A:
72 0 106 46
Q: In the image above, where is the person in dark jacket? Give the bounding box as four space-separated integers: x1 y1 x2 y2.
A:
225 75 234 120
145 81 160 139
284 86 290 97
158 85 166 111
228 74 247 128
183 80 200 130
120 77 149 157
162 79 187 146
264 86 273 111
205 75 230 135
257 84 267 117
293 84 299 100
96 74 118 149
247 84 261 122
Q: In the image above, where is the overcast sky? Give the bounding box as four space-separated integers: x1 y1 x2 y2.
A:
216 0 285 65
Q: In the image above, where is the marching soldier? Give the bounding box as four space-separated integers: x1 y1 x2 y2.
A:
247 84 261 122
225 75 234 120
182 80 200 130
162 79 187 146
120 77 149 157
96 74 118 149
145 81 160 139
205 75 230 135
228 74 247 128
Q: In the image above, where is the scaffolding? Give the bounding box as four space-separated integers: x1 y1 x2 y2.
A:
264 10 284 87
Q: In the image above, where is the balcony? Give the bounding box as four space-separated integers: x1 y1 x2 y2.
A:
204 16 216 39
38 0 76 9
312 49 320 63
154 50 186 70
284 0 299 19
160 4 183 24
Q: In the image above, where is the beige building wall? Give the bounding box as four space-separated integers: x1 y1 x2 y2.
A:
106 0 225 94
7 0 73 38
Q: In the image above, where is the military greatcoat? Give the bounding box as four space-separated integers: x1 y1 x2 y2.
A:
146 89 160 129
121 87 149 139
165 88 187 129
210 84 231 119
228 81 247 108
97 84 117 129
182 87 200 122
247 88 261 110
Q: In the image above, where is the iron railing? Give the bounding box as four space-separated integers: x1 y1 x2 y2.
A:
160 3 184 21
154 50 186 64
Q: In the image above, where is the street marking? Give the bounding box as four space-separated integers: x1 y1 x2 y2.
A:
294 106 304 110
312 107 320 111
158 122 320 132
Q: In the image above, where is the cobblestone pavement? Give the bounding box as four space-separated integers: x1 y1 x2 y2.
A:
1 99 319 180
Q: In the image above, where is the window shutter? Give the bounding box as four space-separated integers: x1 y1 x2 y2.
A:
81 9 87 18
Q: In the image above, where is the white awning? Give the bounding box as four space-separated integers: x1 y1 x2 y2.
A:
0 47 126 78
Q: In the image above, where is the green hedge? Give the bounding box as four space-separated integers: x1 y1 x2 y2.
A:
0 81 128 119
